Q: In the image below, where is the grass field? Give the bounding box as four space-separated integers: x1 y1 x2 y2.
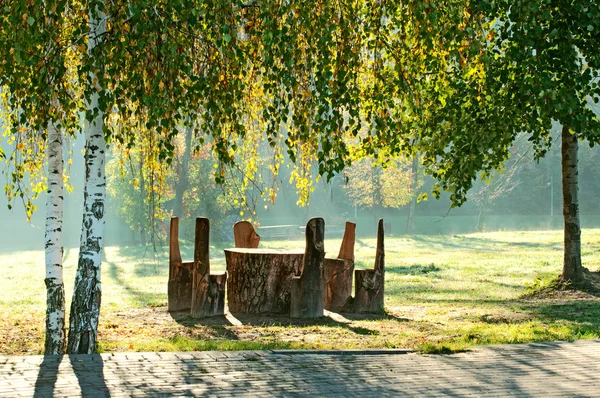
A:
1 229 599 355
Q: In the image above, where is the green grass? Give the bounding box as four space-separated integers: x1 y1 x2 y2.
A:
1 229 600 355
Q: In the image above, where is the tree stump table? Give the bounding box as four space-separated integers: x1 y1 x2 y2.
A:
224 248 304 313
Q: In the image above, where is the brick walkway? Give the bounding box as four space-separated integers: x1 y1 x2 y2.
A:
1 340 599 397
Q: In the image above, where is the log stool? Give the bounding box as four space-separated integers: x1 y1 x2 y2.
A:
354 218 385 313
233 221 260 248
324 222 356 312
290 218 325 319
190 217 227 318
168 217 194 312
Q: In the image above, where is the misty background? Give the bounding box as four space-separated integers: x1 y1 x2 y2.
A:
2 116 600 254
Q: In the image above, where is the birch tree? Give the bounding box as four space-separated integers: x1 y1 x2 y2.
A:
0 0 83 354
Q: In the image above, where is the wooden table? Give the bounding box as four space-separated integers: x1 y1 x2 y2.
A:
224 248 304 314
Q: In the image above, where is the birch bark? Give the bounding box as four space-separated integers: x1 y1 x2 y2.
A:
67 6 107 354
44 121 66 355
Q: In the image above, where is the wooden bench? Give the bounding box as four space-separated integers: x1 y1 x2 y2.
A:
168 217 226 317
290 218 326 319
324 222 356 312
354 219 385 313
233 221 260 248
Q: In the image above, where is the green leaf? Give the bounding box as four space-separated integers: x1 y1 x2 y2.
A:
27 16 34 26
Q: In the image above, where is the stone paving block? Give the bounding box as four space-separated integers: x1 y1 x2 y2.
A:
1 340 600 397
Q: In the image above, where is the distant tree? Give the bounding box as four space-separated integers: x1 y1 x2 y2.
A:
344 156 417 216
470 136 535 232
397 1 600 283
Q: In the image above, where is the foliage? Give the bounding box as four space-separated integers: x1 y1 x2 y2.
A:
344 156 416 209
406 0 600 204
0 1 83 219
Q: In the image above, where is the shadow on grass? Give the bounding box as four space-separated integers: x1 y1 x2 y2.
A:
386 263 442 275
408 235 553 251
106 261 165 307
532 301 600 329
169 309 407 341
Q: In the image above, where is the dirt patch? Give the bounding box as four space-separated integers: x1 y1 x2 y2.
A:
480 312 533 324
523 269 600 300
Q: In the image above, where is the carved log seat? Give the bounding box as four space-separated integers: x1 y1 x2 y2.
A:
233 221 260 248
168 217 194 312
190 217 226 318
290 218 326 319
354 218 385 313
168 216 226 317
324 221 356 312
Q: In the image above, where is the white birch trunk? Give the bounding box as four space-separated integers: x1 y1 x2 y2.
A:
67 7 106 354
44 121 66 355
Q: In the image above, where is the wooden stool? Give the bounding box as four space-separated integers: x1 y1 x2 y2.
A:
354 219 385 313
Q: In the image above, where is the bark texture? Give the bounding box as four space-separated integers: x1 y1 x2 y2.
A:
44 121 66 355
291 218 325 319
354 219 385 313
561 125 583 281
67 8 106 354
190 218 226 317
168 217 194 311
233 221 260 249
225 248 304 313
324 222 355 312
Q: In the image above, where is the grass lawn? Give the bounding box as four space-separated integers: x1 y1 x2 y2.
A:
1 229 599 355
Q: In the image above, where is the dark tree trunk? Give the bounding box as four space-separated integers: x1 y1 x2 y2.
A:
173 125 192 218
291 218 325 319
225 248 303 313
407 154 419 234
561 125 583 282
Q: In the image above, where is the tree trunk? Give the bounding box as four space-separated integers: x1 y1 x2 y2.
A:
44 121 66 355
561 125 583 282
67 7 106 354
173 124 192 218
225 248 304 313
291 218 325 319
407 154 419 234
476 189 490 233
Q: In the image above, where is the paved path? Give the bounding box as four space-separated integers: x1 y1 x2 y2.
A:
1 340 599 397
